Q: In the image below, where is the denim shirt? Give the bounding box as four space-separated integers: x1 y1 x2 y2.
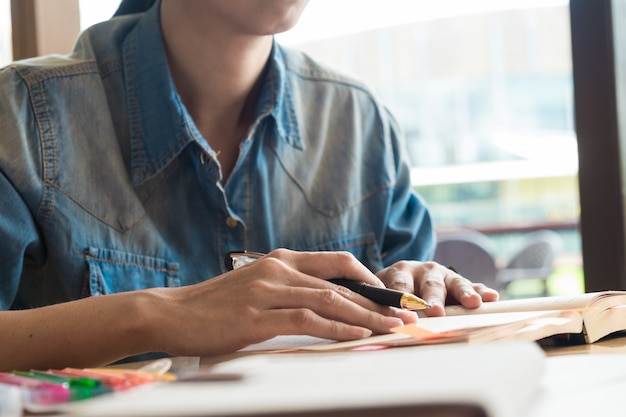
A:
0 3 434 310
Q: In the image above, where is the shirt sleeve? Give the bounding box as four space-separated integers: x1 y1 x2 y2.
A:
380 107 436 266
0 170 42 310
0 67 44 310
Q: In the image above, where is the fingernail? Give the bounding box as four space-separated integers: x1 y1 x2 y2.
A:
383 317 404 328
351 328 372 339
395 310 419 324
427 299 440 308
464 291 481 299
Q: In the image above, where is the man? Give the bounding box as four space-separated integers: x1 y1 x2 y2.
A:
0 0 497 371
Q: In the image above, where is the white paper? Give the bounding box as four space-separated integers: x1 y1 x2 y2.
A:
61 341 545 417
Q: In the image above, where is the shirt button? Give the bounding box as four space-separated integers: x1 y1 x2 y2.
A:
226 217 238 228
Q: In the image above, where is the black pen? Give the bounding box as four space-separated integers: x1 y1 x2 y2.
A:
226 251 431 311
327 278 430 310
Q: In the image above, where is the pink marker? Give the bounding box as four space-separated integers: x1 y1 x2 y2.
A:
0 372 71 405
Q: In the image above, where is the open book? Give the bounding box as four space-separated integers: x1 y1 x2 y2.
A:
267 291 626 352
292 309 582 352
439 290 626 344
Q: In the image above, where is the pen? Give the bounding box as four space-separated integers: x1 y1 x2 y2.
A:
225 251 431 310
327 278 430 310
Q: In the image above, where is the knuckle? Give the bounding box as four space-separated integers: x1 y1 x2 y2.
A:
246 308 266 330
388 277 412 292
318 288 343 306
335 250 356 262
421 261 440 272
447 276 469 288
334 251 359 269
289 308 316 327
422 278 446 290
268 248 293 259
333 284 357 299
255 256 288 274
392 260 412 270
328 318 340 334
250 316 278 342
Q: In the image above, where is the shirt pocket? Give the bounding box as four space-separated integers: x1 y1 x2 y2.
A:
85 247 180 295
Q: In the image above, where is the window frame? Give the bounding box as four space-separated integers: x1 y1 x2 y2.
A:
10 0 79 60
570 0 626 291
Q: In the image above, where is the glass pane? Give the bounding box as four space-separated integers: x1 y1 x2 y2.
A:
0 0 12 66
78 0 120 30
279 0 582 298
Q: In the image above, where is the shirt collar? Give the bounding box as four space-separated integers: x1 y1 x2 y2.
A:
123 1 301 186
258 43 302 150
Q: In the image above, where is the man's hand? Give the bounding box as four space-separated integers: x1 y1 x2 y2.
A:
152 249 419 357
376 261 499 316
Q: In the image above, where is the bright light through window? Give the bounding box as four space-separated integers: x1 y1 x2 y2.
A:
277 0 569 45
0 0 12 66
79 0 120 30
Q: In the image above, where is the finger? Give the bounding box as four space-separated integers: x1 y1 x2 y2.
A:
443 273 483 309
322 281 418 324
256 308 375 342
472 283 500 302
391 307 419 324
377 265 415 294
320 280 419 324
322 281 419 325
238 257 414 329
378 261 448 314
253 257 405 316
265 249 384 287
261 284 406 334
414 265 448 316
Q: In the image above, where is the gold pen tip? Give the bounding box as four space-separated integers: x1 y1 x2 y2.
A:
401 294 431 310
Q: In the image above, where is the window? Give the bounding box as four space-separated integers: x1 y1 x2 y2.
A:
10 0 622 295
78 0 119 30
278 0 582 297
0 0 12 66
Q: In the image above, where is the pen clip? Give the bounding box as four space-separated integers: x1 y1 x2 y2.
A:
225 251 266 271
137 358 173 375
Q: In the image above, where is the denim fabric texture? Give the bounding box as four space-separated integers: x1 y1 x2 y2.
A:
0 1 435 310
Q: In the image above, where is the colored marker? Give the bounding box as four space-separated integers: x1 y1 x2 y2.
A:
0 372 71 405
12 371 110 401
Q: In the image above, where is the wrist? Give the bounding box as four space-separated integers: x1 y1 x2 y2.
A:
131 288 176 355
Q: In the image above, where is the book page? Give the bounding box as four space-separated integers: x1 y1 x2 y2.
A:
440 292 602 317
295 310 579 351
583 304 626 343
240 335 335 352
416 310 568 332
